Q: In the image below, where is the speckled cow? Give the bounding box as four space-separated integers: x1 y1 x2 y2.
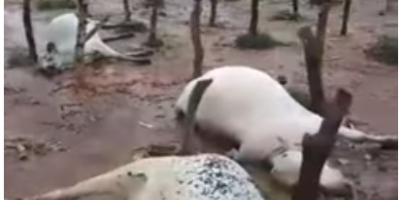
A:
24 154 267 200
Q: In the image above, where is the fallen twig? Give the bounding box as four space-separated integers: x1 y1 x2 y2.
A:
103 33 135 43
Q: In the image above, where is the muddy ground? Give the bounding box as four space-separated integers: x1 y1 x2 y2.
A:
4 0 398 200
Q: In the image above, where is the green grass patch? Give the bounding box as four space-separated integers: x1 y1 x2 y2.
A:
270 10 303 21
367 35 398 66
235 33 284 50
35 0 76 11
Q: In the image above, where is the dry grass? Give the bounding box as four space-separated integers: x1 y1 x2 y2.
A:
35 0 76 11
235 33 284 50
366 35 398 66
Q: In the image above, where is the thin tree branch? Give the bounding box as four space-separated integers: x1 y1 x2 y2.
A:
122 0 132 22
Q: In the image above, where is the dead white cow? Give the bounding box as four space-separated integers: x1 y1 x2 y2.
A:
175 66 397 193
23 154 265 200
39 13 146 70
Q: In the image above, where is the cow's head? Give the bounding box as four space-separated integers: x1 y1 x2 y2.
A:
38 42 63 78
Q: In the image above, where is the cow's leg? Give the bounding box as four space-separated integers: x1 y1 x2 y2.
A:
338 126 397 149
26 169 147 200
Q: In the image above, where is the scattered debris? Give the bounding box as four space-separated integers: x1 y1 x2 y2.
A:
364 154 372 161
139 121 154 129
4 86 26 95
5 137 66 161
130 144 179 160
12 96 41 106
337 158 350 166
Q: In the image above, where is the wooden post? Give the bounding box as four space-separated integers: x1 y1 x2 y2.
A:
179 79 213 155
75 0 88 62
340 0 352 35
22 0 38 62
315 3 330 64
190 0 204 79
292 0 299 16
248 0 259 36
122 0 132 21
297 3 331 115
292 89 352 200
209 0 218 26
82 1 89 16
147 0 161 47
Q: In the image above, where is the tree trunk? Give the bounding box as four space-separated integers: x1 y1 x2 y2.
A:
316 3 330 59
209 0 218 26
122 0 131 21
292 0 299 16
22 0 38 62
297 3 331 115
248 0 259 35
340 0 352 35
82 1 89 16
75 0 88 62
147 0 160 47
292 89 353 200
298 27 324 115
190 0 204 79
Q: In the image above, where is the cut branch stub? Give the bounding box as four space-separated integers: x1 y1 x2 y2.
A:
292 89 353 200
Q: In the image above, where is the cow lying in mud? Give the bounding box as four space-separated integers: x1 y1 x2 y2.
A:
39 13 149 75
175 66 398 193
23 154 267 200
